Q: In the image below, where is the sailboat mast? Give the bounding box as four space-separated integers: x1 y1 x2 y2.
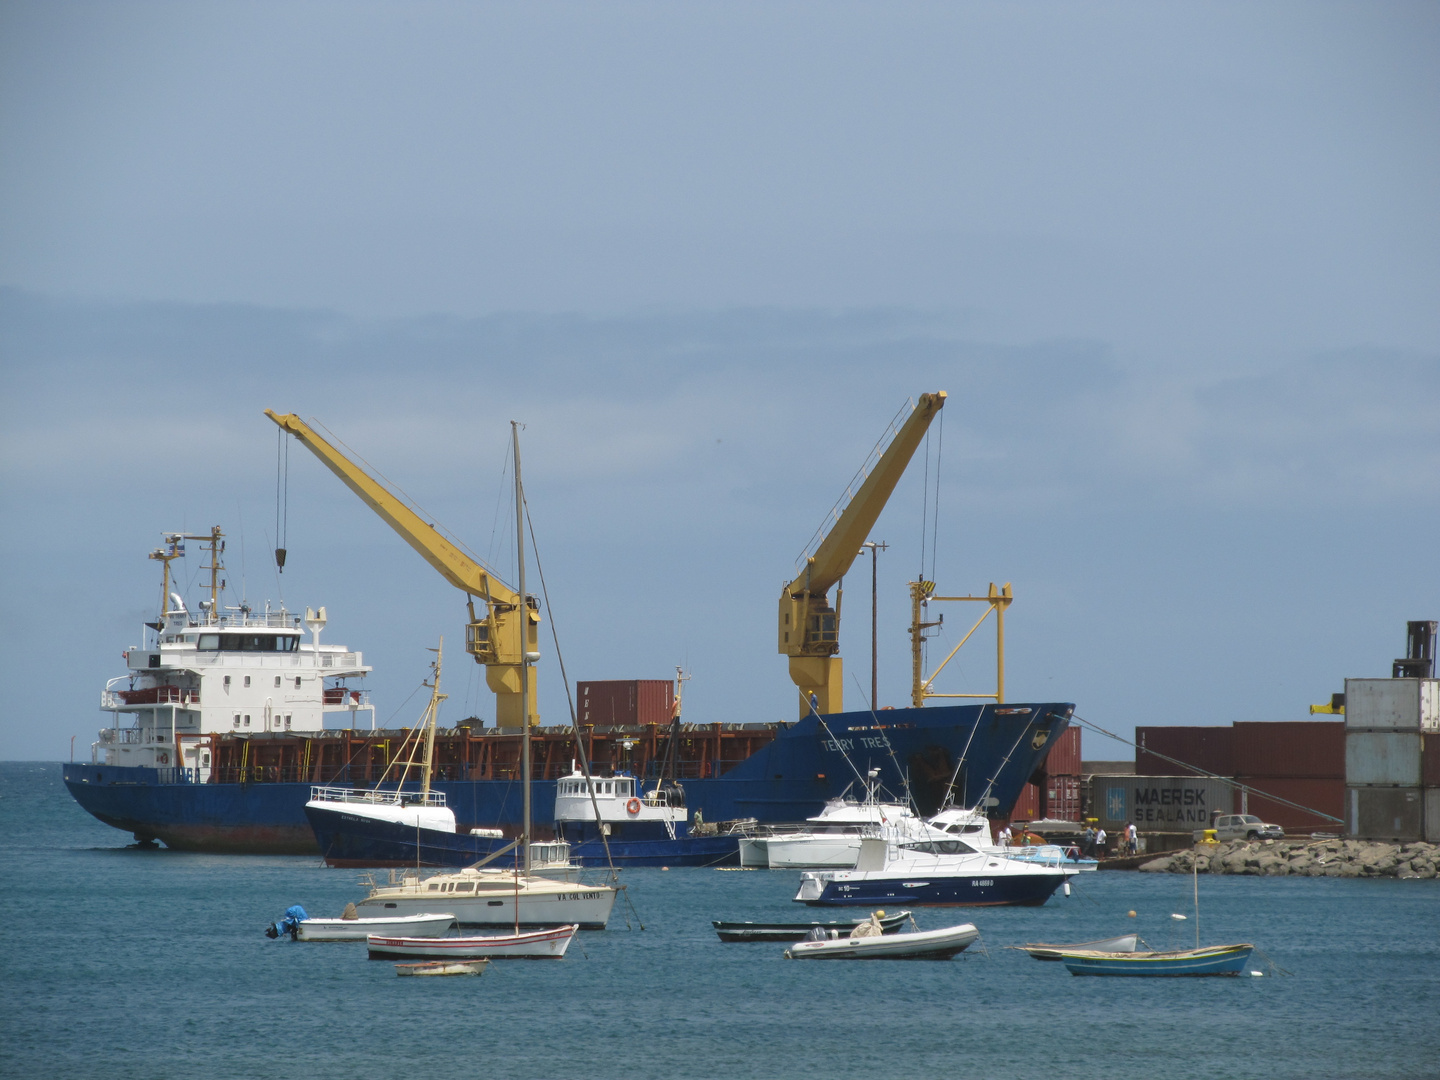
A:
513 421 531 874
421 638 443 798
1193 852 1201 949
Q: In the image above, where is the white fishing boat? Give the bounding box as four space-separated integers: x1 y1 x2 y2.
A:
742 772 935 869
296 911 456 941
368 924 579 960
784 919 979 960
927 805 1097 871
394 959 489 977
794 836 1076 907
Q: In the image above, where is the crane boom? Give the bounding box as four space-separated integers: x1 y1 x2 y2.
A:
264 410 539 726
779 391 946 716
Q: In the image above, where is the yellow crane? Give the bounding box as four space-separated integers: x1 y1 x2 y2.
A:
778 392 947 716
264 410 540 726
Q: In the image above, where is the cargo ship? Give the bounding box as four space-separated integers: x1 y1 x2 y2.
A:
64 393 1076 853
62 530 1073 853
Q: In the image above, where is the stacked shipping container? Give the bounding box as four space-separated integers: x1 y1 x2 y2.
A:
1007 726 1081 821
1233 721 1346 833
1134 721 1347 834
1344 678 1438 842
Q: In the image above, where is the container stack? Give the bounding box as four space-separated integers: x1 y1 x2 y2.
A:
1132 721 1347 838
1234 721 1346 834
1344 677 1436 842
1007 726 1081 821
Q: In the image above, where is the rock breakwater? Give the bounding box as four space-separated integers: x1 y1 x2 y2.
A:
1139 839 1439 879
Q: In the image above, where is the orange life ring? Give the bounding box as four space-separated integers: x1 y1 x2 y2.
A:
626 798 641 815
157 752 169 765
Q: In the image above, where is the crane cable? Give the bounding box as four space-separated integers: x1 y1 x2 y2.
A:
275 428 289 573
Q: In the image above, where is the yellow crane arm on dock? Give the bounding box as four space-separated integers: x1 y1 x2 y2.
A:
265 410 539 726
779 391 946 716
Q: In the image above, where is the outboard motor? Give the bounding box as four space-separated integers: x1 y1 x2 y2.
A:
265 904 309 940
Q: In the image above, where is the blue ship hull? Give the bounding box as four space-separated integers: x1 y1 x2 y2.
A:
305 803 741 867
64 701 1074 855
801 870 1067 908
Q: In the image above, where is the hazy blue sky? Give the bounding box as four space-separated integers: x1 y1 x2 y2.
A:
2 2 1437 761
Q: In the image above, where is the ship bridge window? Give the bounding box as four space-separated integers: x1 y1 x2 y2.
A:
198 634 300 653
901 839 978 856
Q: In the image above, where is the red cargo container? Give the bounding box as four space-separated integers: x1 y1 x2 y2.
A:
1135 726 1235 777
1043 726 1082 775
1423 733 1440 787
576 680 675 726
1045 775 1082 821
1233 721 1344 779
1239 777 1346 833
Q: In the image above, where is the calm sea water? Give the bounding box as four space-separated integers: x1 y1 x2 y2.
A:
2 761 1437 1080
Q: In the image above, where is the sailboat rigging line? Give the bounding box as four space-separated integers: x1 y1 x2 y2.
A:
968 725 1034 819
523 496 636 924
847 668 919 815
814 717 871 791
941 702 984 808
1068 714 1345 824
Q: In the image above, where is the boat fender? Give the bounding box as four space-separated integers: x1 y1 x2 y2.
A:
1063 881 1070 897
626 798 641 815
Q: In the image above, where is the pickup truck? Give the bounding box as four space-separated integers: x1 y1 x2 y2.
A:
1193 814 1284 842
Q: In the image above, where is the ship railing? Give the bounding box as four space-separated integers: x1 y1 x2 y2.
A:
322 688 370 706
170 609 301 630
309 785 448 808
319 652 361 669
103 687 200 707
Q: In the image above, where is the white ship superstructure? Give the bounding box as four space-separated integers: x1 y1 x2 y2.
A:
92 528 372 779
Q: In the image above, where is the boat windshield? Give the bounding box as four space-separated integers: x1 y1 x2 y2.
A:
900 839 978 856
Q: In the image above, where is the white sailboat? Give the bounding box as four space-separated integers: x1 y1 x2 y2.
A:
355 423 617 930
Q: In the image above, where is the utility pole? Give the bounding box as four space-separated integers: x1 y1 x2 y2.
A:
860 541 888 709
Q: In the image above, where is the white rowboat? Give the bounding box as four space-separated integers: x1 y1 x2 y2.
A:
296 912 456 941
368 924 579 960
1011 934 1140 961
394 959 489 976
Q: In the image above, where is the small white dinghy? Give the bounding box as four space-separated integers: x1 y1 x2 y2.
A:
1010 934 1140 961
784 914 979 961
297 912 457 941
368 924 580 960
394 959 489 977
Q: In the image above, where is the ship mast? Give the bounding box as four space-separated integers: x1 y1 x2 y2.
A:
421 638 445 799
513 421 531 874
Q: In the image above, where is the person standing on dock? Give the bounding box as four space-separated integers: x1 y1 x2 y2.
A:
1081 825 1095 857
1095 826 1108 858
1125 822 1138 855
